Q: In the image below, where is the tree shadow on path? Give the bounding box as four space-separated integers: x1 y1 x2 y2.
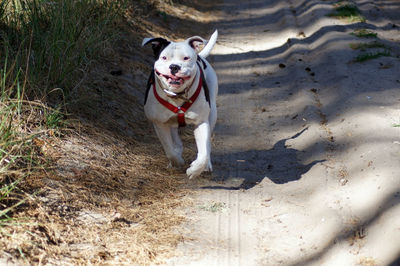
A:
204 127 325 190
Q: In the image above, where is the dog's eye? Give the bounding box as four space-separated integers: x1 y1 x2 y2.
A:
161 56 167 60
183 56 190 61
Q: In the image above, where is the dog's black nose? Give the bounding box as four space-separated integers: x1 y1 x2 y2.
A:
169 64 181 75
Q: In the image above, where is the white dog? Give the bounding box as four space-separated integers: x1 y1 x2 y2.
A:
142 30 218 179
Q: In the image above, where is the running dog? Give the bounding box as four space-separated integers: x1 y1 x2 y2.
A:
142 30 218 178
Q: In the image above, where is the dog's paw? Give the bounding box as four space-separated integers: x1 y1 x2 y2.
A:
168 157 185 168
186 167 202 179
186 160 207 179
176 158 185 167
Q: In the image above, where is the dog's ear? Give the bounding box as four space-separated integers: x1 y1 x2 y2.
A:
186 36 207 53
142 37 171 59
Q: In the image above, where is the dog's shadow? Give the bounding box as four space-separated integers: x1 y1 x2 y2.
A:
204 128 325 190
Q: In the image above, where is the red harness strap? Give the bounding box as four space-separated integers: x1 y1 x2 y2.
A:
153 70 203 127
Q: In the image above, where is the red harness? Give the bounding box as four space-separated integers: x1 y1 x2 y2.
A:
153 69 203 127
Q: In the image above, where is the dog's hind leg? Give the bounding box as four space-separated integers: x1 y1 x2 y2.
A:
153 123 185 167
171 126 183 159
206 69 218 133
209 105 217 133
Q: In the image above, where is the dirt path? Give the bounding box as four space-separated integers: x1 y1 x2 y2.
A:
167 0 400 265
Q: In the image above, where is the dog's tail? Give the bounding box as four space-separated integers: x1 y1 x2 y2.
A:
199 30 218 58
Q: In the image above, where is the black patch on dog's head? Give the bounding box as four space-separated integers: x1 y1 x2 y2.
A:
144 69 154 105
142 37 171 59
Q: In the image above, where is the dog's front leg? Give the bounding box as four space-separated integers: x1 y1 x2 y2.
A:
153 123 185 167
187 121 211 179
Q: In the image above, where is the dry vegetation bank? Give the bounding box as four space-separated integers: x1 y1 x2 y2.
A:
0 0 217 264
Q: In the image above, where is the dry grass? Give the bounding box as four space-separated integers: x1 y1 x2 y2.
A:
1 119 193 264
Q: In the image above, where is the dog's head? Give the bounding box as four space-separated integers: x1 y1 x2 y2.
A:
142 35 206 93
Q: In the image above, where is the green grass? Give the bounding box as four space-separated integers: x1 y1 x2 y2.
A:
0 59 44 226
354 50 391 62
349 39 391 63
0 0 126 226
200 202 227 213
1 0 125 98
329 2 366 23
45 107 66 130
351 29 377 38
0 179 30 226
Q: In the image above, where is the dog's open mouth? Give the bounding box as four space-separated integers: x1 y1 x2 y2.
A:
156 71 187 87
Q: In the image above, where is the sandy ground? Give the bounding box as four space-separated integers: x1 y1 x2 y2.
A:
167 0 400 265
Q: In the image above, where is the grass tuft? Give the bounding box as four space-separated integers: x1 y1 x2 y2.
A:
200 201 227 213
45 107 66 130
351 29 377 38
329 2 366 23
354 50 391 62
